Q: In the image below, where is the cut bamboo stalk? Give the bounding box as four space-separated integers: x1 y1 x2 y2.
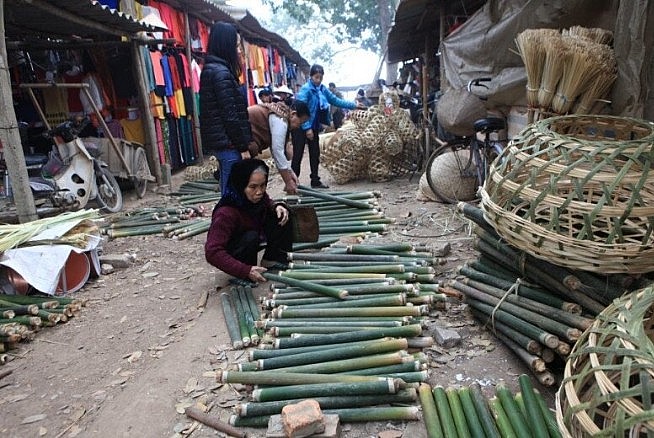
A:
540 348 556 363
555 341 571 356
251 338 393 360
418 384 444 438
488 397 516 438
518 375 549 438
339 360 423 376
239 389 418 417
470 309 543 355
256 338 408 370
220 293 243 349
287 252 399 263
494 331 546 373
273 306 425 319
230 288 251 347
495 383 530 437
250 352 411 375
297 186 374 209
280 271 387 281
275 324 422 348
273 326 382 336
276 294 406 310
406 336 434 348
466 297 560 349
445 387 472 438
433 386 458 438
260 320 402 329
469 383 501 438
236 287 259 344
266 292 405 307
252 378 399 402
219 370 382 386
270 277 392 287
535 388 562 438
534 370 556 387
454 387 486 438
285 264 406 274
263 273 348 299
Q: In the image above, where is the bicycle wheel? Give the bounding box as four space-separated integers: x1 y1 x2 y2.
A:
425 138 478 203
479 141 506 187
133 147 150 199
95 166 123 213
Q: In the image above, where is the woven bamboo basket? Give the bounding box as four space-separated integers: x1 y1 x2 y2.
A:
556 285 654 436
481 114 654 274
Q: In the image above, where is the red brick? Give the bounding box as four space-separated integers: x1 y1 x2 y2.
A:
281 399 325 438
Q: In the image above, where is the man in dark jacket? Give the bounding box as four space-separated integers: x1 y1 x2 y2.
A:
199 22 252 193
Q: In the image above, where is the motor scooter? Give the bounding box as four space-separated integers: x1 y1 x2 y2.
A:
40 118 123 213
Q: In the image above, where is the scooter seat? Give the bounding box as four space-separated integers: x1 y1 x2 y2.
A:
25 154 49 167
474 117 506 134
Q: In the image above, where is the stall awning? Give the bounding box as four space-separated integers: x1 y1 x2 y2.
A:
386 0 486 63
5 0 162 40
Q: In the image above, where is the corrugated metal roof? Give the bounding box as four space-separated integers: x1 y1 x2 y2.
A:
5 0 162 41
387 0 486 63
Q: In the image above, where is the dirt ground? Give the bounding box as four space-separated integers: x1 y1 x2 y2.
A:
0 157 556 438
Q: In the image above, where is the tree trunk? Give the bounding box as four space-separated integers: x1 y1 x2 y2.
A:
0 0 37 222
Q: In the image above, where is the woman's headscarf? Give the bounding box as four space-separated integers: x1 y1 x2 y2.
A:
217 159 269 211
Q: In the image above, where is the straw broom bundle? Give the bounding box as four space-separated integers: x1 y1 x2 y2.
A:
515 29 558 108
573 45 617 114
538 34 568 112
564 25 613 45
551 37 602 114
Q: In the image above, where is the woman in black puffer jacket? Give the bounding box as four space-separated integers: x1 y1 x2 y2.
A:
200 22 252 193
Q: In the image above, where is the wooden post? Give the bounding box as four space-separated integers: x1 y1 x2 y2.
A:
131 41 162 184
439 1 448 90
183 10 203 162
0 0 37 222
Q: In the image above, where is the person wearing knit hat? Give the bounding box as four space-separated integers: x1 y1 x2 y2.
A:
258 86 273 103
205 159 292 285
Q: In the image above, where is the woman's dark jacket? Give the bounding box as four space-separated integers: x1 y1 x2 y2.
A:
199 55 252 154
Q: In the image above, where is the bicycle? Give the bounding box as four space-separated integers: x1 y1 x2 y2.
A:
425 78 507 203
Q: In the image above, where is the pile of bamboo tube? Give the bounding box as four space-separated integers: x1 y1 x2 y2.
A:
419 375 560 438
0 294 87 364
219 238 446 427
171 179 221 205
452 202 642 386
101 207 210 240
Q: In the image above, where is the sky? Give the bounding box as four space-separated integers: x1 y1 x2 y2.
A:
234 0 381 88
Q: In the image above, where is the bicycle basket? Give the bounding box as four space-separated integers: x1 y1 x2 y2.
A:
436 88 486 137
481 114 654 274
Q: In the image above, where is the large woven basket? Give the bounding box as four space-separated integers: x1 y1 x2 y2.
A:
481 114 654 274
556 285 654 436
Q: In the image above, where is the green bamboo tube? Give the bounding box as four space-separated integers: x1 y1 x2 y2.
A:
230 289 251 347
408 296 434 305
513 392 528 428
0 310 14 319
280 271 387 281
243 287 262 336
220 370 382 386
261 319 402 329
445 387 472 438
110 217 179 229
535 388 562 438
176 222 211 240
273 284 412 297
252 378 399 402
472 257 524 284
433 386 458 438
495 383 530 438
220 293 243 349
274 323 421 349
286 264 406 274
458 387 487 438
463 278 592 331
494 329 547 373
236 287 259 344
278 294 407 310
470 383 501 438
518 375 549 438
488 397 516 438
0 304 38 316
339 360 423 376
347 244 439 263
263 273 348 299
297 186 374 208
0 316 41 327
267 316 410 325
274 326 383 336
287 252 399 263
459 264 579 313
470 309 542 355
274 306 424 319
290 260 419 268
107 224 168 238
454 281 579 343
254 351 410 374
37 309 59 323
419 383 444 438
383 370 428 383
251 338 393 360
292 238 341 251
467 300 559 349
271 277 393 288
240 389 418 417
418 283 441 292
257 338 407 370
457 201 502 239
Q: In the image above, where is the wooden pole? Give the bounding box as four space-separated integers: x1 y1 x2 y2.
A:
183 10 203 163
0 0 37 222
131 41 162 184
439 1 448 90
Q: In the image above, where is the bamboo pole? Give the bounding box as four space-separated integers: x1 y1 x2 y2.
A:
250 352 409 375
263 273 348 299
219 370 381 386
220 293 243 349
252 379 399 402
457 387 486 438
470 309 542 355
433 386 457 438
273 306 425 319
418 384 443 438
250 338 394 360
